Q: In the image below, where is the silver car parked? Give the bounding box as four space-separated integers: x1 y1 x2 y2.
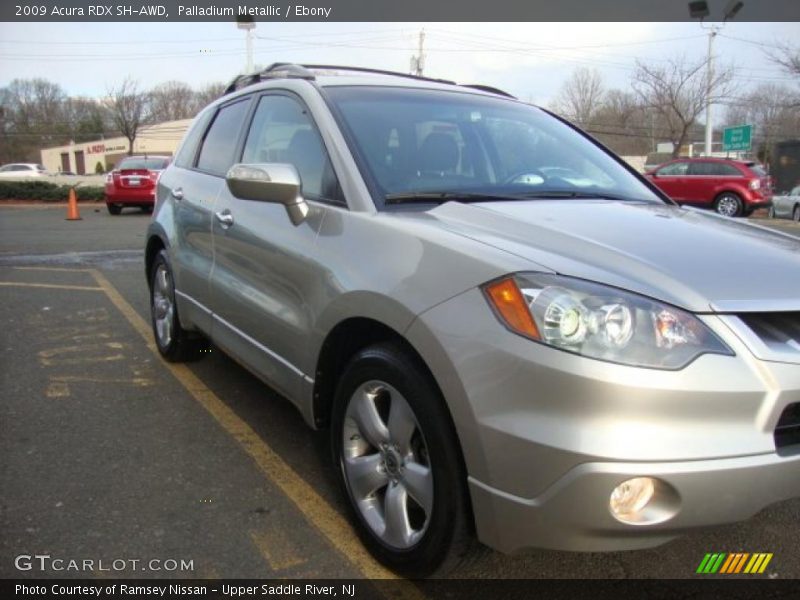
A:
770 185 800 221
146 64 800 577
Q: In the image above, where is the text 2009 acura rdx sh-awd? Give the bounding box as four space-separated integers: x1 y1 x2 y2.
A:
145 64 800 577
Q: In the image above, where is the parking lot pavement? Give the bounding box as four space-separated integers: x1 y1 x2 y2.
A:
1 205 798 580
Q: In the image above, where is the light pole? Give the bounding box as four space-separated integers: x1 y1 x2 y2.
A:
689 1 743 157
236 16 256 74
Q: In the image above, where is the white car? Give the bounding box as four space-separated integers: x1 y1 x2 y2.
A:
0 163 49 178
770 185 800 222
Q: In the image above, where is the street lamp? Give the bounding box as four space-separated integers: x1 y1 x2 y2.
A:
236 16 256 74
689 0 744 157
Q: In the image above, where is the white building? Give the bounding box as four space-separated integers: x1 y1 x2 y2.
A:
40 119 191 174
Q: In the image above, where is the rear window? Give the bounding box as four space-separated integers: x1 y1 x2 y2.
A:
746 163 767 177
118 157 169 170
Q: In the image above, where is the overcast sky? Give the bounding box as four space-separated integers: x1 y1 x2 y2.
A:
0 21 796 122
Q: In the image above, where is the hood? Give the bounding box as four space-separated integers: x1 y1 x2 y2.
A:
426 200 800 313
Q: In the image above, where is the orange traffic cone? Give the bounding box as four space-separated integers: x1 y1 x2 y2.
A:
66 186 81 221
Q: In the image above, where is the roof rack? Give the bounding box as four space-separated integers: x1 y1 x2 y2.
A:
299 64 456 86
222 62 515 99
223 63 316 95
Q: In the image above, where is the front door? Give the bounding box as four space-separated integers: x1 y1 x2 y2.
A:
209 92 342 402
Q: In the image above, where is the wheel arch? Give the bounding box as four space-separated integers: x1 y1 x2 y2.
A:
144 229 169 289
312 317 432 429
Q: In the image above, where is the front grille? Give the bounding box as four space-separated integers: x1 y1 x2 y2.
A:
739 312 800 355
775 403 800 452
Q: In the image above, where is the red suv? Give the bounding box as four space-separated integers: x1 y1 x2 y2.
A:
105 155 170 215
645 158 772 217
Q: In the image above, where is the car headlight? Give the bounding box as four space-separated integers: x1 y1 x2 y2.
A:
483 273 733 369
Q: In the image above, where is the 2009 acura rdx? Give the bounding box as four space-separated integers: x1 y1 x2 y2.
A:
145 64 800 577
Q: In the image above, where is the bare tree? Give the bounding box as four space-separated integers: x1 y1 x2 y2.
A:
550 67 605 127
0 78 70 162
64 97 109 143
192 82 227 113
586 90 652 155
107 78 151 155
149 81 197 122
766 42 800 78
632 56 734 158
724 83 800 164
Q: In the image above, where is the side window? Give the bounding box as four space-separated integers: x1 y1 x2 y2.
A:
196 98 250 176
688 162 715 176
174 109 214 169
657 162 688 176
717 163 742 176
241 95 341 202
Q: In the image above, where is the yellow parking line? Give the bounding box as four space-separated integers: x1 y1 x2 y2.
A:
87 269 420 589
0 281 103 292
12 266 92 272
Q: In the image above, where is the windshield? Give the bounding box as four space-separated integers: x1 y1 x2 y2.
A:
324 86 662 209
118 157 169 170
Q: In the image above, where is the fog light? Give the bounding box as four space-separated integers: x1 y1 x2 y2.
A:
610 477 655 520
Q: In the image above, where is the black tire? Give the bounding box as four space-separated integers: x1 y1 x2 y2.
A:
714 193 743 217
107 204 122 215
794 205 800 222
331 342 473 577
142 205 154 214
149 249 205 362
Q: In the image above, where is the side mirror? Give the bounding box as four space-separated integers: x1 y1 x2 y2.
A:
225 163 309 226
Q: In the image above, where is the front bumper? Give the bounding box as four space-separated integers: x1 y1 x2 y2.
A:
469 449 800 553
410 287 800 553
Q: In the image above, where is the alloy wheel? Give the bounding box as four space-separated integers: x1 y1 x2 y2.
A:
152 263 174 348
341 380 433 550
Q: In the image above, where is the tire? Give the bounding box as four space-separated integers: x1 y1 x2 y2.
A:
794 205 800 222
149 249 205 362
107 204 122 215
714 192 743 217
768 206 775 219
331 342 473 577
142 205 154 214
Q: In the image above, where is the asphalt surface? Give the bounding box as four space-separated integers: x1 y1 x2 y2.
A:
1 203 799 581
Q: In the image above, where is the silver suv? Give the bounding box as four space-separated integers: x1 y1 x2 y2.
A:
146 64 800 576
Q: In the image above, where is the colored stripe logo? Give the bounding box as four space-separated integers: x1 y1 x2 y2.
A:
696 552 773 574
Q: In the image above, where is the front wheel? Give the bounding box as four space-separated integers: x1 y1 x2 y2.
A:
331 343 472 577
714 193 743 217
107 203 122 215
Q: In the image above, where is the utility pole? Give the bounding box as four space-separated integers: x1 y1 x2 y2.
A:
704 26 718 157
689 1 744 157
410 29 426 77
246 27 254 74
236 16 256 74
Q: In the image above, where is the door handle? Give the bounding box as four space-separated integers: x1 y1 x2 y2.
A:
171 187 184 200
215 209 234 228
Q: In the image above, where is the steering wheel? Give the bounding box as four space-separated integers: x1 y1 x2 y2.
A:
503 169 548 185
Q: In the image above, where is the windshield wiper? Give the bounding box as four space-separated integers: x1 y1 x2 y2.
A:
384 191 523 205
515 190 641 201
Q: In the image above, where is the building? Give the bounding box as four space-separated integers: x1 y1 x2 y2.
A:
40 119 191 174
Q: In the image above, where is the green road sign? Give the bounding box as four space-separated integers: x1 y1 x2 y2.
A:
723 125 753 151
